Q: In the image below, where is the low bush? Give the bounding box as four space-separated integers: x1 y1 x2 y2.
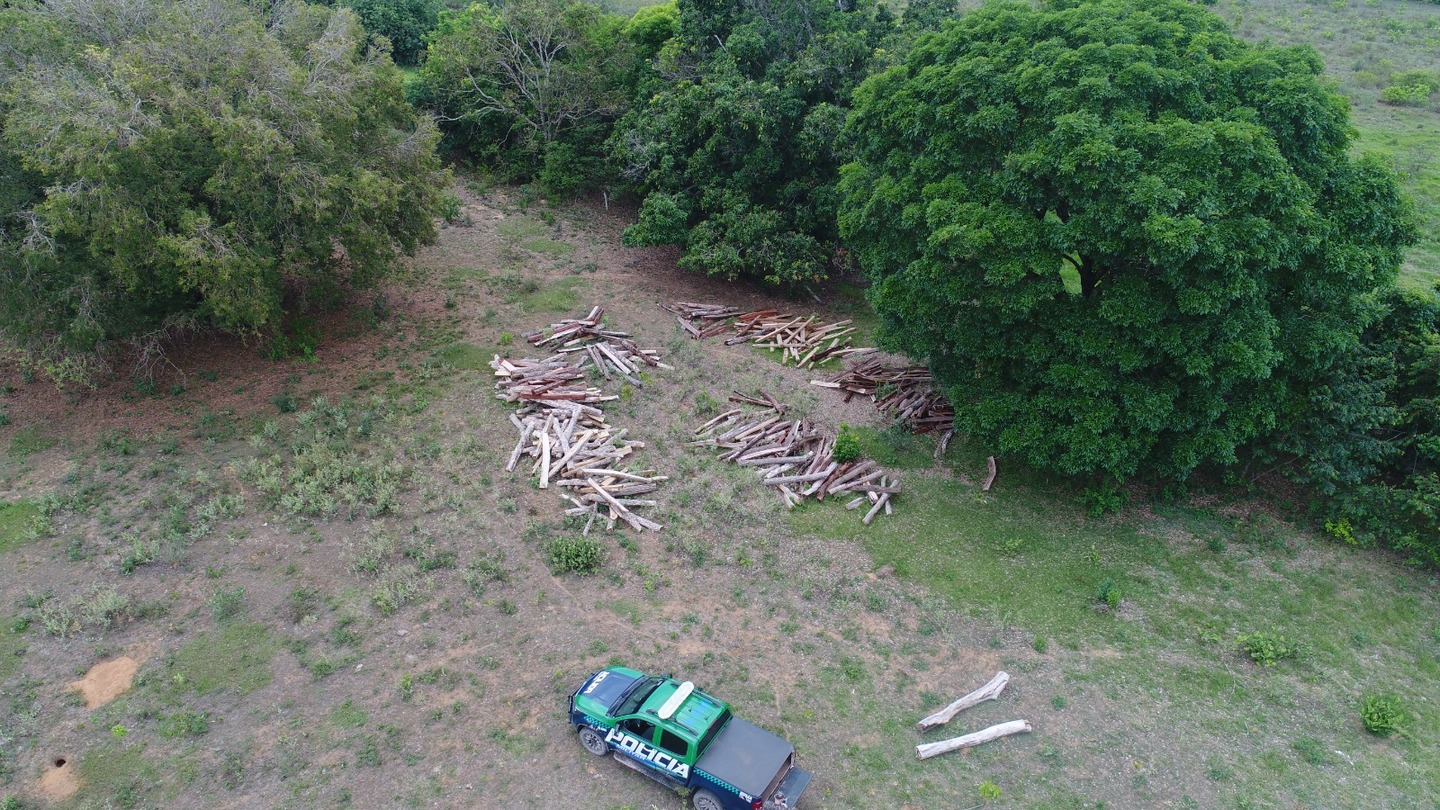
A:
158 710 210 738
208 587 246 623
1236 632 1303 667
1095 578 1123 609
833 425 862 464
546 536 603 575
1360 694 1407 736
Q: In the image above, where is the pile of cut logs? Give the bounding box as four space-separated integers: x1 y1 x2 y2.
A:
691 393 898 523
491 309 669 534
664 302 742 339
811 357 955 434
525 306 674 386
663 302 875 369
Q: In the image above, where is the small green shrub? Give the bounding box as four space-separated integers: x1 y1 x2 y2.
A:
693 390 719 416
1360 694 1406 735
208 587 246 623
36 585 130 637
158 710 210 738
1380 83 1432 106
978 780 1002 801
546 536 603 575
1095 578 1123 609
833 425 862 464
1081 480 1127 517
118 533 160 574
1236 632 1302 667
464 553 510 596
371 565 424 615
438 192 464 223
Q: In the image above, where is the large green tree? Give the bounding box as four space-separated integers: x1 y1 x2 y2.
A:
613 0 890 285
0 0 447 379
419 0 634 193
839 0 1415 482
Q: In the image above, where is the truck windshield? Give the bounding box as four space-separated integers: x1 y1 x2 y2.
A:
612 676 664 716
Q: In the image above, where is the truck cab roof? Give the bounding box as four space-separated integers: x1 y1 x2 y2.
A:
573 667 731 755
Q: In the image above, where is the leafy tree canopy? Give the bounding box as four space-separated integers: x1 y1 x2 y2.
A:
614 0 891 285
419 0 633 192
0 0 447 380
1331 286 1440 566
839 0 1415 482
344 0 441 66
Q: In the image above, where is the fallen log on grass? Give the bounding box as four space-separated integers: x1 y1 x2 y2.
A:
915 719 1032 760
917 671 1010 731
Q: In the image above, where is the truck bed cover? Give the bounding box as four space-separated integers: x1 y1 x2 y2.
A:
695 716 795 799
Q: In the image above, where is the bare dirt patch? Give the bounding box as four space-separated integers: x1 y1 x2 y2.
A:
68 649 149 708
36 757 79 802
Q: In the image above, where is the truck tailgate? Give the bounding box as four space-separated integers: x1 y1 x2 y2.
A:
771 765 813 806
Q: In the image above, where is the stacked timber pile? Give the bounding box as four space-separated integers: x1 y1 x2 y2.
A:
665 302 743 339
691 393 898 523
663 302 875 369
811 357 955 434
491 355 613 406
526 306 674 386
491 308 670 533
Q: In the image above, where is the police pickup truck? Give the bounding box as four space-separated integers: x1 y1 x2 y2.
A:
568 667 813 810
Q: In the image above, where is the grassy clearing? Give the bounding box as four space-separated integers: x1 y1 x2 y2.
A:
7 425 57 457
75 744 160 807
0 617 24 681
435 342 492 370
1355 114 1440 288
496 217 550 240
0 499 41 554
788 449 1440 807
522 237 574 257
845 425 936 471
517 275 586 313
2 175 1436 809
163 622 276 696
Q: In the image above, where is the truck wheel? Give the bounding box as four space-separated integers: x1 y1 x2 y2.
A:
692 790 723 810
578 726 609 756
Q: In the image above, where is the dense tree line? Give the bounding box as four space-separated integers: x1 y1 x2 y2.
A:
1 0 1434 561
421 0 1437 560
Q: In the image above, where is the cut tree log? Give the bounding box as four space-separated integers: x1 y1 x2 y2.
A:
917 671 1010 731
983 456 998 491
915 720 1032 760
934 429 954 460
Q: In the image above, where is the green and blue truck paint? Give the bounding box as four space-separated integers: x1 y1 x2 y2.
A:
568 667 813 810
